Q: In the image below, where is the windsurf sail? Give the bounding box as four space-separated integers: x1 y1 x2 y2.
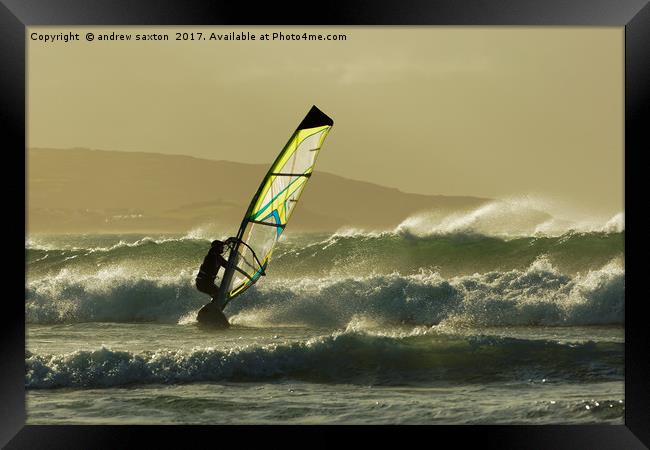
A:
218 105 334 308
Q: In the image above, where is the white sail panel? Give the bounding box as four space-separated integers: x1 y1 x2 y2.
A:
223 106 334 301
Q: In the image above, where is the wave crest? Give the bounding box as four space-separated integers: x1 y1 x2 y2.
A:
26 267 204 324
27 258 623 327
26 332 622 388
395 201 623 239
230 257 624 328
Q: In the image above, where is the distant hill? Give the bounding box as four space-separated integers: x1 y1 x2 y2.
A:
27 148 490 233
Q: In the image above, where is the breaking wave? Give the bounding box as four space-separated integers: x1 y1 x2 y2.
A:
394 201 623 238
27 229 623 280
25 332 623 388
26 257 623 327
26 203 624 327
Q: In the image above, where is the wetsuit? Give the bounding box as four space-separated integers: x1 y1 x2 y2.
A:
195 244 228 300
195 241 230 327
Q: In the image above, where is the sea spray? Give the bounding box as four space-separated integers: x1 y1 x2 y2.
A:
229 257 623 328
26 206 624 326
27 267 204 324
394 200 623 239
28 230 623 281
27 257 623 327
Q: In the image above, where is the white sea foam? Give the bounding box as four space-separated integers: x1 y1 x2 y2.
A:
181 225 231 242
395 199 624 239
229 257 624 328
27 255 622 327
26 266 204 324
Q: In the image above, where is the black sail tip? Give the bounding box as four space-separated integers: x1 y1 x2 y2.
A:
297 105 334 130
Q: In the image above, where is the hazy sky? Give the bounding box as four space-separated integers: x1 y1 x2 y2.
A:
28 27 623 216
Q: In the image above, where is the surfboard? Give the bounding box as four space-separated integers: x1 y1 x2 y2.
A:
217 105 334 309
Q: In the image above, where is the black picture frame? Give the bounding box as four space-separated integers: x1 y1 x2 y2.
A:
2 0 648 448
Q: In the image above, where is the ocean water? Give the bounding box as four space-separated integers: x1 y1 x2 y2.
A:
26 209 625 424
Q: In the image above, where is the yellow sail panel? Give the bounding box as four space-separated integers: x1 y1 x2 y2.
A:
250 126 329 219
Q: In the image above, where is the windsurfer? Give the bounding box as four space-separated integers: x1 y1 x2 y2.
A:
195 238 236 327
192 106 333 329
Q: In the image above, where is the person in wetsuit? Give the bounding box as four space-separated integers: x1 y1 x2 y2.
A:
195 238 236 327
